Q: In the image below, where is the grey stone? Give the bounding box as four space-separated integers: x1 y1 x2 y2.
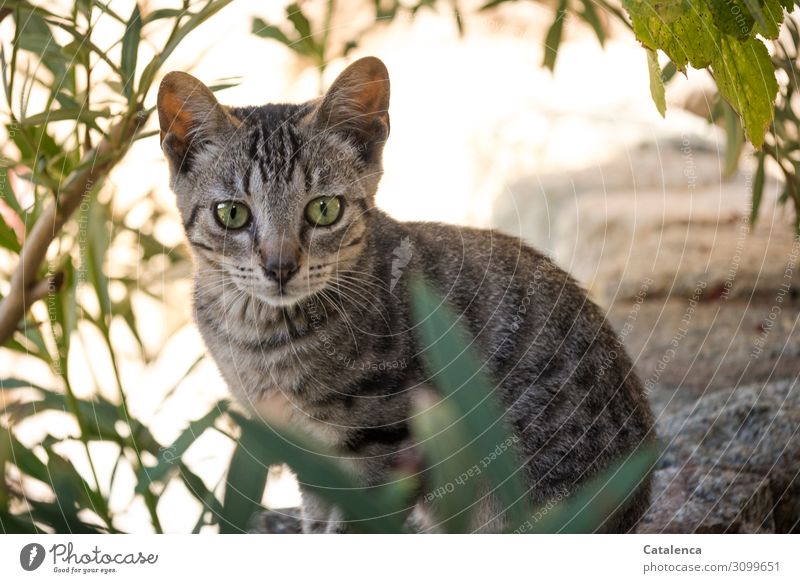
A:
638 465 775 533
641 379 800 533
608 298 800 394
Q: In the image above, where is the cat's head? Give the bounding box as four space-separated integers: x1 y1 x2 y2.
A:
157 57 390 307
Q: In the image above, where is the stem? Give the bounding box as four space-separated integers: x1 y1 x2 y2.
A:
101 324 165 533
0 110 147 345
60 373 117 531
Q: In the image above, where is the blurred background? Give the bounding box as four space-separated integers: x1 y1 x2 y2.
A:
2 0 799 534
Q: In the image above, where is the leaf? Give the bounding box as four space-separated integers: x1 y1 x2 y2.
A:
542 0 568 72
750 150 766 225
138 0 234 96
624 0 779 148
646 48 666 117
722 99 745 176
744 0 785 39
229 412 407 533
479 0 513 10
207 77 242 93
121 3 143 100
13 7 67 78
220 426 270 533
411 393 478 533
135 401 229 494
0 378 52 392
18 107 111 129
409 276 532 531
0 511 40 534
84 196 112 327
180 463 224 520
285 3 322 61
526 446 657 533
0 426 50 484
578 0 606 46
251 17 292 45
711 35 777 148
5 389 161 454
0 212 21 252
285 3 312 40
0 163 24 217
142 8 192 24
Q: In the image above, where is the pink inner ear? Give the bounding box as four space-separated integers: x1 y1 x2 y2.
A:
159 92 194 145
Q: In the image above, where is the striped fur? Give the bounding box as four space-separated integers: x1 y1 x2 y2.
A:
158 58 654 533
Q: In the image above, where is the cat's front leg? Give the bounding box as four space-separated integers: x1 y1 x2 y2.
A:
300 489 346 533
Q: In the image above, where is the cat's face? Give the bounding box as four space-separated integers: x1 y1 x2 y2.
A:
157 58 390 307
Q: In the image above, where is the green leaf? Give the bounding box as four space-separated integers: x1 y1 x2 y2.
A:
121 4 143 100
750 150 766 225
229 412 408 533
180 463 224 522
722 99 745 176
18 107 111 129
409 276 532 531
285 3 323 61
744 0 785 39
135 401 229 494
0 163 24 217
542 0 568 72
0 511 40 534
286 3 312 39
5 389 161 454
624 0 779 148
411 393 478 533
138 0 234 96
711 35 777 148
220 426 270 533
624 1 716 70
13 7 67 78
0 378 52 392
646 49 666 117
0 426 50 484
578 0 606 46
85 196 112 327
479 0 513 10
251 17 292 45
142 8 191 24
0 212 21 252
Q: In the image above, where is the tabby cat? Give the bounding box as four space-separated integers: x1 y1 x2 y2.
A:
157 57 654 533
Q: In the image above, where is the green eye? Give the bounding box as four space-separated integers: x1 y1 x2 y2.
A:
305 196 342 227
214 201 251 229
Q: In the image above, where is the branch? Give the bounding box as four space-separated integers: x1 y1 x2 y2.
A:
0 110 147 345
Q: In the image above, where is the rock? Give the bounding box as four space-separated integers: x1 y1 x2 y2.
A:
638 465 775 533
489 138 731 255
640 379 800 533
554 178 797 306
608 298 800 395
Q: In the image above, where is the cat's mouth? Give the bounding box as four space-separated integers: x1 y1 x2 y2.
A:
239 276 330 308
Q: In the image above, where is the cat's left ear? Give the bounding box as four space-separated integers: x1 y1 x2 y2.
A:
314 57 390 160
157 71 238 173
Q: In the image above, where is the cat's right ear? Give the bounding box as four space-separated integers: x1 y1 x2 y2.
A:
313 57 390 163
157 72 238 173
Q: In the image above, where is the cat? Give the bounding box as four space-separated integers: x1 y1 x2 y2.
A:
157 56 655 533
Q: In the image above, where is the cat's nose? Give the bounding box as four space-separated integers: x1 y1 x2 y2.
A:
263 258 299 285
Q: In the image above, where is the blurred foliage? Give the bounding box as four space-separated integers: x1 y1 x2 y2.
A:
0 0 236 534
